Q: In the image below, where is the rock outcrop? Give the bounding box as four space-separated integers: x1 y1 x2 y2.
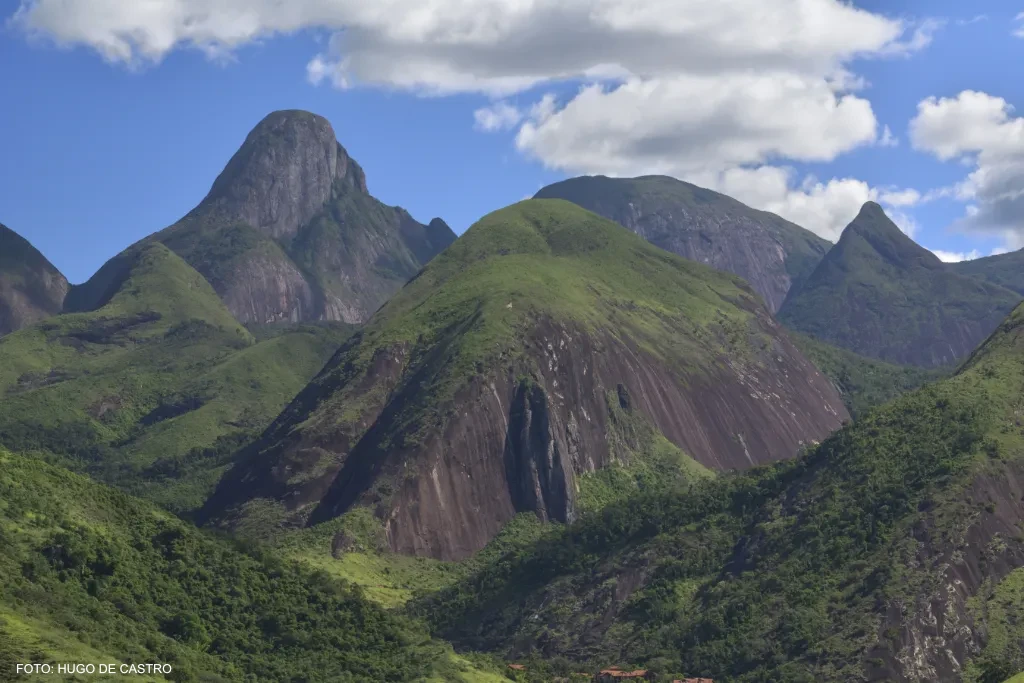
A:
778 202 1022 367
202 199 848 560
0 223 68 335
535 175 830 312
68 110 455 324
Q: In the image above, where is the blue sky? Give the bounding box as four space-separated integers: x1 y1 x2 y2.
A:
1 0 1022 283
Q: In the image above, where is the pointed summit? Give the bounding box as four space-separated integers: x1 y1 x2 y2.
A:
840 201 942 271
778 203 1021 367
74 110 455 325
197 110 368 240
0 222 68 335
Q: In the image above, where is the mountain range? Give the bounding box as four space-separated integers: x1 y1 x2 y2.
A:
3 109 1024 682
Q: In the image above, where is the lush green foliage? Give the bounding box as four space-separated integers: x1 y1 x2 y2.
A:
0 244 350 514
0 450 509 682
414 302 1024 681
789 331 948 418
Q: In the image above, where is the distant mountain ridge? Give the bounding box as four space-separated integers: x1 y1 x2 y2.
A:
203 199 847 560
778 202 1021 367
0 222 68 336
535 175 831 312
68 110 456 325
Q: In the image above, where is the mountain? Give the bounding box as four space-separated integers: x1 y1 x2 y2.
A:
0 243 352 515
950 248 1024 295
534 175 831 312
0 223 68 335
67 110 456 325
415 300 1024 683
0 449 508 682
777 202 1021 367
202 199 848 561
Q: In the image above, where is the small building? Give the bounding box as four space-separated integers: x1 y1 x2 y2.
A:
508 663 527 671
595 669 654 682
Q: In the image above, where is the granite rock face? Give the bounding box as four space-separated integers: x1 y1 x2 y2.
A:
69 110 455 324
0 223 68 335
202 199 848 560
535 175 831 312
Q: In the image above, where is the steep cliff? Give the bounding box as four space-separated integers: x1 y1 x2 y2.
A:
0 222 68 335
534 175 830 312
203 199 848 560
778 202 1021 367
67 110 455 324
415 301 1024 683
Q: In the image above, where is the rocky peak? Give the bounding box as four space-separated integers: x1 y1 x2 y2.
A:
196 110 367 240
841 202 942 271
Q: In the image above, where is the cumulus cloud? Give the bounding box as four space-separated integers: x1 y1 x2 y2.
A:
12 0 915 92
11 0 939 241
910 90 1024 246
672 166 921 241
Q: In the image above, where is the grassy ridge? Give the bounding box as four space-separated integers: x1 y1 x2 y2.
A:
0 449 519 682
0 244 352 514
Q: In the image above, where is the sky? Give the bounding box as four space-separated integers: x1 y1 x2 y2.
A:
1 0 1023 283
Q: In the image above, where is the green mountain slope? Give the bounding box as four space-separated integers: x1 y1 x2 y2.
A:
535 175 830 312
951 248 1024 295
416 301 1024 682
0 223 68 336
0 243 352 514
203 199 847 561
0 449 510 682
778 202 1021 367
789 332 949 418
67 110 455 326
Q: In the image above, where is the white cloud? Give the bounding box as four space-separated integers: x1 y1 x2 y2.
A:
473 101 523 132
931 249 982 263
12 0 924 95
1015 12 1024 38
514 73 879 178
910 90 1024 243
676 166 921 242
12 0 939 242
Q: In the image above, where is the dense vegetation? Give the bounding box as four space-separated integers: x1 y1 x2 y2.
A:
414 303 1024 681
0 450 517 682
0 244 351 514
779 202 1021 368
789 331 949 417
